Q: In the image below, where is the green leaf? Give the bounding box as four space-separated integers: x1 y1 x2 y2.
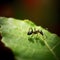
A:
0 17 60 60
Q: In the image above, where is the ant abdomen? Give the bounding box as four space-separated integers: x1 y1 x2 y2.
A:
27 31 33 35
27 28 33 35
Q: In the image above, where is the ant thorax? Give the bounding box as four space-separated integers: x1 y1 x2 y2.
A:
33 28 39 34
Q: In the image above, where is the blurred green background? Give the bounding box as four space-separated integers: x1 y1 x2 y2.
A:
0 0 59 36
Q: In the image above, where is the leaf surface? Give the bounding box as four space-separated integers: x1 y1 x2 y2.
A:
0 17 60 60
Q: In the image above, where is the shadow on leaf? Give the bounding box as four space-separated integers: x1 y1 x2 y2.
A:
0 33 15 60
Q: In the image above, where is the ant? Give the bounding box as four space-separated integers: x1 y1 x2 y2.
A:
27 28 43 35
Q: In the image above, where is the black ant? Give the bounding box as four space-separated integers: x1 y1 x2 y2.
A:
27 28 43 35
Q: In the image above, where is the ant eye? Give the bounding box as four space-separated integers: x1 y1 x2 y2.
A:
27 28 33 35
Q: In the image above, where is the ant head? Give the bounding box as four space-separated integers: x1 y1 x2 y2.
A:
39 30 43 35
